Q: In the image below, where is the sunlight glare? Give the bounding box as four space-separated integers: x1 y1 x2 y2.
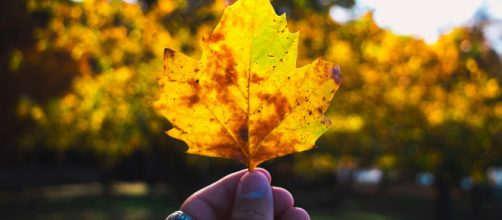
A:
356 0 482 42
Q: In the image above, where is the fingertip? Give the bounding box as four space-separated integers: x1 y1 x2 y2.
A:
238 171 271 199
272 187 294 217
294 207 310 219
253 167 272 183
278 207 310 220
232 170 274 220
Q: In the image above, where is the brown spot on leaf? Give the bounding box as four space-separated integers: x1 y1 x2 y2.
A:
164 48 175 59
203 128 244 159
171 124 187 134
271 93 291 120
250 93 292 145
251 117 279 145
184 95 200 107
202 44 247 142
212 45 238 89
252 133 302 164
194 68 200 72
251 74 265 83
154 104 167 111
188 79 201 91
257 92 270 101
239 125 249 142
205 32 225 43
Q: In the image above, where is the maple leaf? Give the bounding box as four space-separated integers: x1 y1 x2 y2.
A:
154 0 341 170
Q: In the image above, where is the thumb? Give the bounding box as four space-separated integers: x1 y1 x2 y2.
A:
232 171 273 220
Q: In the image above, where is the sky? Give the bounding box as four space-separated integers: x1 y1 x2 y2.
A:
330 0 502 54
69 0 502 55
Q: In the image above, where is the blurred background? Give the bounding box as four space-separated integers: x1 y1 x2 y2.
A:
1 0 502 219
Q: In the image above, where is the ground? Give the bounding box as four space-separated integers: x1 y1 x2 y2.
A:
1 182 501 220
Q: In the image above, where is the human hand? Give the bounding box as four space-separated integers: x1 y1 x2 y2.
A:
172 168 310 220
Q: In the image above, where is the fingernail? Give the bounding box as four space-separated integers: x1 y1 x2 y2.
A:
240 171 269 199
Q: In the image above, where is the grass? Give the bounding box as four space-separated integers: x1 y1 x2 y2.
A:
1 184 501 220
312 211 395 220
1 195 398 220
0 194 403 220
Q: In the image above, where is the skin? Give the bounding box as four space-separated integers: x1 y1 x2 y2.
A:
178 168 310 220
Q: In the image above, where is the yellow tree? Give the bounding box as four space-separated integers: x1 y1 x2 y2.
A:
14 1 502 194
15 0 230 168
289 11 501 219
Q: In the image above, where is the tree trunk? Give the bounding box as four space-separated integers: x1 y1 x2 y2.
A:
434 176 454 220
469 184 485 219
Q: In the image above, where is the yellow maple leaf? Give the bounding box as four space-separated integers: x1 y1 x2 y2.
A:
154 0 341 170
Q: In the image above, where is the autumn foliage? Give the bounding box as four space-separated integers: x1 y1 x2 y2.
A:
9 0 502 180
